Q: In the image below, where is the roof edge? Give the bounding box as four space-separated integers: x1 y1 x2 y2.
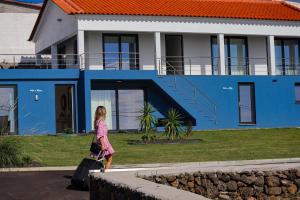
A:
28 0 48 41
2 0 42 10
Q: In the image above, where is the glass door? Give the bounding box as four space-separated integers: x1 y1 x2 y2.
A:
103 34 139 70
0 86 17 134
165 35 184 75
238 83 256 124
275 38 300 75
91 89 144 131
226 38 248 75
118 90 144 130
55 85 75 133
91 90 117 130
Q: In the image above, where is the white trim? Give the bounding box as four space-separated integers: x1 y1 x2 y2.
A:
268 35 276 75
154 32 161 71
77 15 300 37
77 30 85 69
217 34 226 75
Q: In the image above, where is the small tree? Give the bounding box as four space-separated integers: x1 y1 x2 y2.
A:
164 108 183 140
138 103 157 141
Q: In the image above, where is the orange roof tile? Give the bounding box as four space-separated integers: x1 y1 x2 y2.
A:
51 0 300 21
29 0 300 41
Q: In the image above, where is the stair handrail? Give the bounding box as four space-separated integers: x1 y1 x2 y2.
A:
159 58 217 123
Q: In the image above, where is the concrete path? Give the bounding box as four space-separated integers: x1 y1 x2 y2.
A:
1 158 300 172
91 158 300 200
0 158 299 200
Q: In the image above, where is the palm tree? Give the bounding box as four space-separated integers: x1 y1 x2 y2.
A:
164 108 183 140
138 103 157 141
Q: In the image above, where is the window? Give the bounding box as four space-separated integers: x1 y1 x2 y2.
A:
238 83 256 124
275 38 300 75
211 36 248 75
91 89 144 130
0 86 17 134
295 83 300 103
103 34 139 70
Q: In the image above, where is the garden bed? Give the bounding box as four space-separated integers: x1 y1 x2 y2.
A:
144 169 300 200
127 138 203 145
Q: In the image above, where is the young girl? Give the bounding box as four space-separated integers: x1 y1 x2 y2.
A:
94 106 115 170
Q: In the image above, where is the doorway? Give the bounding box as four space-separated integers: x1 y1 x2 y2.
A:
55 85 75 133
165 35 184 75
238 83 256 124
91 89 144 131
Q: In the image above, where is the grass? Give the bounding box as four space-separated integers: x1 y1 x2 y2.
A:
0 128 300 166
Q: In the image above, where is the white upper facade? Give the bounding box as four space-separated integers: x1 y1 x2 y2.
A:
30 0 300 75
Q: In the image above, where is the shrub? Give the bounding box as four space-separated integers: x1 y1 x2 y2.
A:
164 108 183 140
138 103 157 141
63 128 74 135
184 120 194 138
0 137 31 168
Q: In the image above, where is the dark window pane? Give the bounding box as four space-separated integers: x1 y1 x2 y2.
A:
228 38 247 75
118 90 144 130
238 83 256 124
295 84 300 102
275 40 283 75
103 36 120 69
0 87 17 134
275 38 300 75
284 40 299 75
121 36 138 70
211 37 219 75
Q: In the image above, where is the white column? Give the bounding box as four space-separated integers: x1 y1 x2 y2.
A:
77 30 85 69
217 33 226 75
154 32 162 73
51 44 58 69
268 35 276 75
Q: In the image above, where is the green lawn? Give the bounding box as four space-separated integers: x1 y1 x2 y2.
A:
1 128 300 166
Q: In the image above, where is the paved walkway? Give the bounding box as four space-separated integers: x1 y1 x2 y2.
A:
0 171 88 200
0 158 300 200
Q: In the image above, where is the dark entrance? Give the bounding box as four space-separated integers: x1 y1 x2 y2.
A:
55 85 75 133
165 35 184 75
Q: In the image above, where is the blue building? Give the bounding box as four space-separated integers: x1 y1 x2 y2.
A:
1 0 300 134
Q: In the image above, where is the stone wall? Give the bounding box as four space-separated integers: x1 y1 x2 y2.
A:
144 169 300 200
90 175 158 200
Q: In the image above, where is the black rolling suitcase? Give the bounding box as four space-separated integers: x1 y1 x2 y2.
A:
71 157 104 190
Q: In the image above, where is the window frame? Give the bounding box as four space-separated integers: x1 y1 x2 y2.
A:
102 34 140 70
274 37 300 75
295 83 300 103
238 82 256 125
0 85 18 134
211 36 249 75
90 84 147 131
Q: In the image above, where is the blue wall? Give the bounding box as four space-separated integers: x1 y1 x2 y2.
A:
1 69 299 134
155 76 300 130
82 70 300 132
0 70 79 135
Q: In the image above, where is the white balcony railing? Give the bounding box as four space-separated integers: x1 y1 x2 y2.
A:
0 53 300 76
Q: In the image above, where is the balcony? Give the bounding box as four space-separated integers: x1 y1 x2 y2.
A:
0 53 300 76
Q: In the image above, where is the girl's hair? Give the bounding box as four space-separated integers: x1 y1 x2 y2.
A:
94 106 106 129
